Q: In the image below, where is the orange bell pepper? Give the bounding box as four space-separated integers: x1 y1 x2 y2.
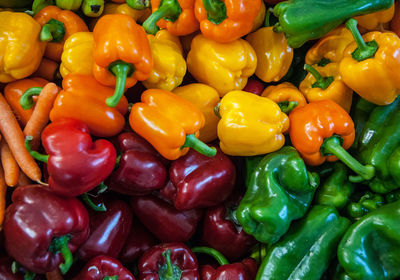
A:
194 0 261 43
34 5 89 62
261 82 307 114
289 99 374 181
129 89 217 160
49 73 128 137
32 58 60 82
355 2 395 31
92 14 153 107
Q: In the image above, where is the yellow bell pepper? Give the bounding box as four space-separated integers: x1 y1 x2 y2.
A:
217 90 289 156
251 1 266 32
143 31 186 91
60 32 94 78
0 12 46 83
187 34 257 97
173 83 220 143
355 3 395 31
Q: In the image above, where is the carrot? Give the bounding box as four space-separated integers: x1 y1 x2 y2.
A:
45 269 64 280
0 139 19 187
17 168 32 187
0 164 6 230
23 83 59 150
0 93 42 182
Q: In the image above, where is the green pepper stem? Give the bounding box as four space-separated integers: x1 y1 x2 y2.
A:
158 249 182 280
142 0 182 34
25 136 49 163
40 18 66 42
20 87 42 110
103 276 119 280
81 193 107 212
304 64 333 90
126 0 150 10
164 250 174 278
106 61 134 108
191 247 229 266
278 101 298 114
321 136 375 181
214 102 221 118
182 134 217 157
202 0 227 25
49 235 73 275
96 182 108 195
345 18 378 61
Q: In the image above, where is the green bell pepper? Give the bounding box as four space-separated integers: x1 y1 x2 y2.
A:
346 191 385 220
273 0 394 48
236 146 320 244
338 200 400 280
256 205 350 280
55 0 82 10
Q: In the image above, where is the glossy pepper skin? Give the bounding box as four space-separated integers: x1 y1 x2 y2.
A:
0 12 46 83
107 132 168 195
261 82 307 113
201 258 258 280
40 118 117 197
34 5 89 62
50 73 128 137
4 185 90 274
338 200 400 280
217 90 289 156
131 195 203 242
187 34 257 97
243 79 264 96
92 14 153 107
74 255 135 280
138 243 199 280
194 0 261 43
355 3 395 31
236 146 320 244
273 0 394 48
256 205 350 280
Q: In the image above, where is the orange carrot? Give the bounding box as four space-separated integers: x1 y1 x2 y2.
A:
0 139 19 187
23 83 59 150
0 93 42 182
17 168 32 187
0 164 6 230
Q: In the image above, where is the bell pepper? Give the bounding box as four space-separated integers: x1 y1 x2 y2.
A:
49 73 129 137
194 0 261 43
3 185 89 274
346 191 385 220
81 0 105 17
55 0 82 10
243 79 265 96
131 195 203 242
141 0 199 36
186 34 257 97
138 243 199 280
173 83 220 143
338 200 400 280
261 82 307 114
386 189 400 203
32 57 60 82
391 2 400 36
143 30 186 91
300 63 353 112
60 31 94 78
289 99 375 182
160 147 235 210
0 12 46 83
77 199 132 261
251 0 266 32
217 90 289 156
129 89 217 160
355 2 395 31
26 118 117 197
106 132 168 195
92 14 153 107
256 205 350 280
273 0 394 48
339 18 400 105
73 255 135 280
0 256 25 280
236 146 320 244
34 5 88 62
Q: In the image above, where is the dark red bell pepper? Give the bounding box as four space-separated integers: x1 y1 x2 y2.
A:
3 185 89 274
131 195 203 242
25 118 116 197
242 79 265 96
138 243 199 280
119 218 158 264
0 256 24 280
107 132 168 195
73 255 135 280
160 148 236 210
77 198 132 261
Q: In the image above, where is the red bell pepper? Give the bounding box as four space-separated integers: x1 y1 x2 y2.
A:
0 256 24 280
242 78 265 96
3 185 89 275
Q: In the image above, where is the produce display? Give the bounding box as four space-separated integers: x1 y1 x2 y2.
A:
1 0 400 279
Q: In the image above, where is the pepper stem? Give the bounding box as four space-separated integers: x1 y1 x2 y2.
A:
158 249 182 280
25 136 49 163
345 18 378 61
40 18 66 42
106 60 135 108
202 0 227 25
49 235 73 275
320 135 375 181
20 87 42 110
182 134 217 157
278 101 298 114
103 276 119 280
126 0 150 10
81 193 107 212
142 0 182 34
304 64 333 90
214 102 221 118
191 246 229 266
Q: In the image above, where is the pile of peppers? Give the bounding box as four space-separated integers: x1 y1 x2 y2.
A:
2 0 400 279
